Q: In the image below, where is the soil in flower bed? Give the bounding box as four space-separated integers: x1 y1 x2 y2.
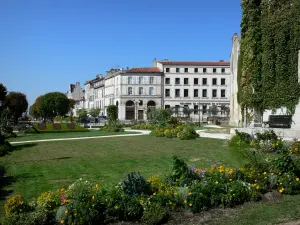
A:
52 123 61 130
37 123 46 130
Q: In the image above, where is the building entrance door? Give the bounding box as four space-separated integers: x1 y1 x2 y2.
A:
138 110 144 120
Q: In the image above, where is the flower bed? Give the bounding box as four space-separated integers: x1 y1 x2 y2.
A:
3 130 300 225
151 125 199 140
52 123 61 130
34 123 89 133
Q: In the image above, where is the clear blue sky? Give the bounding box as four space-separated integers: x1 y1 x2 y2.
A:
0 0 241 105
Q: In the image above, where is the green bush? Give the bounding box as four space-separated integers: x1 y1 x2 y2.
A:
121 172 152 197
0 141 13 157
255 130 278 142
177 126 199 140
100 120 124 132
141 201 169 225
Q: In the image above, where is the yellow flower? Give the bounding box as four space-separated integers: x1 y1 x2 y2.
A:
153 192 156 196
229 179 232 182
188 192 192 196
279 188 285 193
184 200 187 204
96 184 99 189
296 178 299 182
263 172 267 175
215 181 219 184
256 185 260 190
60 220 64 224
115 205 119 209
189 203 192 207
92 196 95 201
65 210 68 215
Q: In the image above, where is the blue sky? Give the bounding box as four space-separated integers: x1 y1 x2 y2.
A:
0 0 241 105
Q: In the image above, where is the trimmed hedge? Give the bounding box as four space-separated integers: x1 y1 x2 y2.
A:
34 123 89 133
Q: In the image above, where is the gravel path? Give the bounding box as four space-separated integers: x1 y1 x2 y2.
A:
9 129 151 144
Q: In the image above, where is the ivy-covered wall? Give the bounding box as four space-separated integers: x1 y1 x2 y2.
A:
238 0 300 115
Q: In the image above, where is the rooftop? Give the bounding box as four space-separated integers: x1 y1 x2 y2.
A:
158 61 230 66
126 67 162 73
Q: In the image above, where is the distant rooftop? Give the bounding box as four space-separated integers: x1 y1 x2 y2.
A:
158 61 230 66
127 67 161 73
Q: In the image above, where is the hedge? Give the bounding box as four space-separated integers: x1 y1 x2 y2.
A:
33 123 89 133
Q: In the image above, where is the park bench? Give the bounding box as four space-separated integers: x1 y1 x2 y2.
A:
264 115 292 128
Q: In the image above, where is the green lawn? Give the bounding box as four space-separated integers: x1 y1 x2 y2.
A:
0 136 243 212
1 135 300 224
8 130 138 142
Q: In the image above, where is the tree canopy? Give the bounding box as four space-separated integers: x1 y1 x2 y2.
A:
4 92 28 123
30 92 72 120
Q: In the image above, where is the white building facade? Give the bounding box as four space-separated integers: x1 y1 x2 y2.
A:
83 60 231 122
154 59 231 121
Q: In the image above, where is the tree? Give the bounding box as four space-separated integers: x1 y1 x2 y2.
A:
29 95 45 119
147 108 171 127
77 109 88 123
107 105 118 122
89 108 100 118
0 83 7 104
4 92 28 123
39 92 69 120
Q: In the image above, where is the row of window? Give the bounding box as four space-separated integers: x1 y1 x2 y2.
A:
128 76 155 85
166 77 226 86
128 87 155 95
165 68 226 73
165 89 226 98
164 105 227 115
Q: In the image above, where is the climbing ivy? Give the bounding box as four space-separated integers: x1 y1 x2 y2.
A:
238 0 300 115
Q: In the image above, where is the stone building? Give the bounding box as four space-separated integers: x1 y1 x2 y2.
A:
154 59 231 122
66 82 85 116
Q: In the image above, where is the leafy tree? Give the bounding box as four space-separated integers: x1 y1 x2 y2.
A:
107 105 118 122
147 108 171 127
0 83 7 104
4 92 28 123
29 95 45 119
39 92 69 120
89 108 100 118
77 109 88 123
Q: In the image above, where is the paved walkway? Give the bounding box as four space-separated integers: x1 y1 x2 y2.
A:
10 129 151 145
196 130 232 140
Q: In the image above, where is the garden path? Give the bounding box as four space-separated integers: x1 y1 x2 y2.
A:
9 129 151 144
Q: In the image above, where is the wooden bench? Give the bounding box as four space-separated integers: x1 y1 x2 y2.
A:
265 115 292 128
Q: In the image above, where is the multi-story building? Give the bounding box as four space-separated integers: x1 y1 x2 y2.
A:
83 59 231 122
66 82 85 116
84 74 105 116
154 59 231 121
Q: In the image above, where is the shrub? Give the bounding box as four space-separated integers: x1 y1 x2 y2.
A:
141 201 169 225
121 172 152 197
177 126 199 140
0 141 13 157
100 120 124 132
4 194 30 216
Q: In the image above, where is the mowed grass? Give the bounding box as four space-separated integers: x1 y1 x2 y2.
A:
8 130 138 142
0 136 243 211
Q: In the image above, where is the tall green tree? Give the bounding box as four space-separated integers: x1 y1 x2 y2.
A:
76 109 88 123
0 83 7 104
39 92 69 120
29 95 45 119
107 105 118 122
89 108 100 118
4 92 28 123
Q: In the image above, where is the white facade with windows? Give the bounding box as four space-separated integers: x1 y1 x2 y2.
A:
154 59 231 121
83 59 231 122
